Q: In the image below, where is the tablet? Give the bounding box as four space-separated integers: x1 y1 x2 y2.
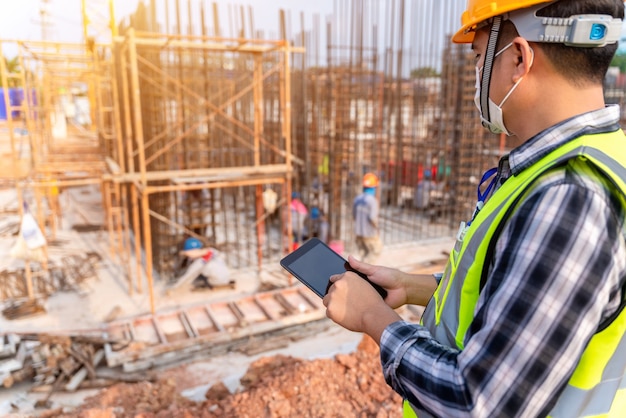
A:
280 237 387 299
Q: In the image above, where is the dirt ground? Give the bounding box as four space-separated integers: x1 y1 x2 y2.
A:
46 335 402 418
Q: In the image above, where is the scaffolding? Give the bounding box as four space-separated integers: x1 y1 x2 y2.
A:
0 39 107 302
104 27 301 312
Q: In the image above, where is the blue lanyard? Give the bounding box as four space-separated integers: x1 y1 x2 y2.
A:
477 167 498 203
467 167 498 226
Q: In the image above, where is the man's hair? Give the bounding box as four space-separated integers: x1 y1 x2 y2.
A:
535 0 624 85
491 0 624 86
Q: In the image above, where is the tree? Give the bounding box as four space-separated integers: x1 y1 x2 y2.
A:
610 53 626 74
3 56 22 88
410 67 439 78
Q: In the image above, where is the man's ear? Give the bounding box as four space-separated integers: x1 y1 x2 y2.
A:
512 37 533 82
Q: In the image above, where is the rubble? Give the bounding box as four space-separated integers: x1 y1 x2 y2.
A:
57 335 403 417
0 333 151 398
1 329 405 417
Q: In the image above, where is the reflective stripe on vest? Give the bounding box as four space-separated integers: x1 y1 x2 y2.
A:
407 130 626 418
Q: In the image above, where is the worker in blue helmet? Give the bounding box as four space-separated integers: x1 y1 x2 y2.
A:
166 237 234 292
305 205 329 244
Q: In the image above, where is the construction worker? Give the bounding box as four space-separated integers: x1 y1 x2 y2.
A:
352 173 383 263
308 206 330 244
413 169 435 211
166 237 233 292
290 191 308 250
323 1 626 417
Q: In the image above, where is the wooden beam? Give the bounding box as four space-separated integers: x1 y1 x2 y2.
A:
105 164 290 183
146 176 285 195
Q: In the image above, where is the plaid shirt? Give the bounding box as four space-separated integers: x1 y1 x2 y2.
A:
380 105 626 417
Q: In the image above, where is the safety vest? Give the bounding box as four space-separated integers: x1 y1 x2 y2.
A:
404 129 626 417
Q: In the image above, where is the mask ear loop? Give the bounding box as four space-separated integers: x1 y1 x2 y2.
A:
497 45 535 108
480 16 503 125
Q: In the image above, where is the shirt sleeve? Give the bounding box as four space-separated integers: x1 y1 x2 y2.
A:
380 180 625 417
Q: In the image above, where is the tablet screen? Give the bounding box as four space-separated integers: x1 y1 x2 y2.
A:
281 238 347 297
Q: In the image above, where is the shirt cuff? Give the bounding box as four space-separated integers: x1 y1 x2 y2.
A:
381 321 431 364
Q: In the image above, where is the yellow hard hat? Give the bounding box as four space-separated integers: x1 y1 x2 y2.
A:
363 173 379 188
452 0 555 43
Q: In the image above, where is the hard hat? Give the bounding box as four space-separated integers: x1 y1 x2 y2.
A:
362 173 379 188
453 0 622 46
183 237 203 251
453 1 554 43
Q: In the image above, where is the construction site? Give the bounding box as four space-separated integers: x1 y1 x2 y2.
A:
1 0 625 416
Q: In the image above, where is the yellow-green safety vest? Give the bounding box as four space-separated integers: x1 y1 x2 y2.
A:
404 129 626 417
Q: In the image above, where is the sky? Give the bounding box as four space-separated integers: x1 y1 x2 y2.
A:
1 0 626 58
0 0 336 46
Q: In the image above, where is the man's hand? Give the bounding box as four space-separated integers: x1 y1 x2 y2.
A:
346 256 408 308
347 256 438 308
323 271 401 344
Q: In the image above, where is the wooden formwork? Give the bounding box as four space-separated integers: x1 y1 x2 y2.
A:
103 285 326 372
103 29 304 313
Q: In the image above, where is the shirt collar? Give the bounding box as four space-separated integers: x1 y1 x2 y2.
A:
507 105 621 176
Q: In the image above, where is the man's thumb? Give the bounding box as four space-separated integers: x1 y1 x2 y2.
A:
348 255 370 272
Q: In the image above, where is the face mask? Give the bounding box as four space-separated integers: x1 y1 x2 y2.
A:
474 42 533 136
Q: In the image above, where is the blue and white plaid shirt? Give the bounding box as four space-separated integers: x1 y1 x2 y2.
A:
380 105 626 417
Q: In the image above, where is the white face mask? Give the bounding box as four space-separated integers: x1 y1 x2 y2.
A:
474 42 533 136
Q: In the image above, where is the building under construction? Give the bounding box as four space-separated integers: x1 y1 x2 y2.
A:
1 0 625 312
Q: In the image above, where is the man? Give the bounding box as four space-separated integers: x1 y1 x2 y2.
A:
305 205 330 244
413 169 435 212
290 191 308 250
353 172 383 263
324 1 626 417
166 237 233 292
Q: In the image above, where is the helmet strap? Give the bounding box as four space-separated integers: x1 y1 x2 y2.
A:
480 15 503 125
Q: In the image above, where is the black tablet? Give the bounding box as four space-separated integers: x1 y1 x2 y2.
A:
280 237 387 299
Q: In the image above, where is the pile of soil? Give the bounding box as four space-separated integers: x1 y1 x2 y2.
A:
57 336 403 418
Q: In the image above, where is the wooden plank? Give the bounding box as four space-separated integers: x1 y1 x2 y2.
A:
151 317 168 344
297 288 323 311
179 311 199 338
253 295 277 320
64 349 104 392
158 313 189 343
0 334 20 358
254 292 289 318
234 300 274 329
274 293 298 315
126 322 137 341
0 342 26 374
227 301 247 326
185 305 218 336
204 305 225 333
